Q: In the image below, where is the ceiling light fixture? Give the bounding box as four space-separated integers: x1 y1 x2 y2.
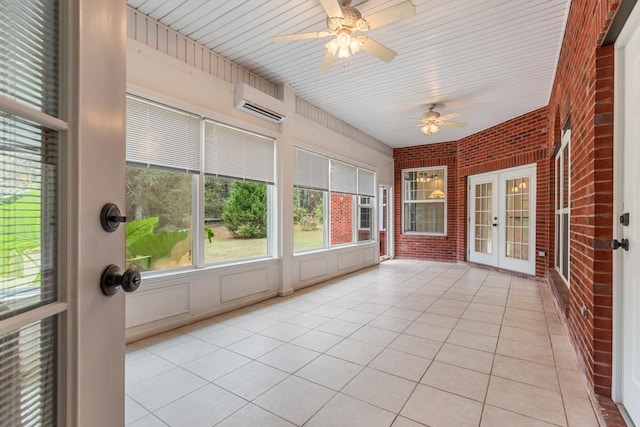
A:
421 122 440 136
325 30 364 59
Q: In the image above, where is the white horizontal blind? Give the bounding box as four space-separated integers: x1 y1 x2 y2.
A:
358 169 375 196
0 0 59 117
0 317 57 426
330 160 357 194
126 95 200 172
1 1 60 425
204 120 275 184
0 113 58 315
293 147 329 191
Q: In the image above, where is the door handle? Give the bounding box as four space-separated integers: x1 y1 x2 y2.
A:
100 264 141 296
611 238 629 251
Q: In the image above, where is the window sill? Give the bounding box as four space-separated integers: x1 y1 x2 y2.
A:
139 257 280 286
548 268 570 319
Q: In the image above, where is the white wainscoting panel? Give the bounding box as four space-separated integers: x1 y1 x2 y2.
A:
220 268 269 302
337 251 360 271
300 257 328 281
126 283 190 328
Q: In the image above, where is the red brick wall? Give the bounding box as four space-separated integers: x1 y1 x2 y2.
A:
393 109 548 270
330 193 353 245
547 0 619 397
393 141 458 260
379 230 387 256
457 108 550 277
391 0 621 401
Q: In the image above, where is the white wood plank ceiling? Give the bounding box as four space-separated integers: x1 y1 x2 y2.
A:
127 0 570 148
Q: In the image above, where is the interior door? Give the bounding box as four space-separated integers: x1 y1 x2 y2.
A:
617 5 640 422
469 175 499 267
468 165 536 275
0 1 127 426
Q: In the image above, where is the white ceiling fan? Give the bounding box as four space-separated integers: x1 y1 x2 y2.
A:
418 104 468 136
273 0 416 72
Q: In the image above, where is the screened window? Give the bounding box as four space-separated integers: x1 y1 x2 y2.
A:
293 147 375 252
402 167 446 234
555 128 570 284
125 95 275 271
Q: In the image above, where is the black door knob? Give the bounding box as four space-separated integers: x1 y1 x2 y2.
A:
100 264 141 296
611 238 629 251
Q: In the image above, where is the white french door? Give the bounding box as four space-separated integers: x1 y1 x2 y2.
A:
614 3 640 423
468 165 536 275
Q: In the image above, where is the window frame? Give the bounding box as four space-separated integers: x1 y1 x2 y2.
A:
124 93 277 275
555 128 571 286
292 146 376 253
401 166 448 236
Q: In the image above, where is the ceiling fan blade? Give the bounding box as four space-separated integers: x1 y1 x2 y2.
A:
363 0 416 30
439 112 461 121
361 38 397 62
320 0 344 18
440 121 468 128
319 50 337 72
273 31 331 42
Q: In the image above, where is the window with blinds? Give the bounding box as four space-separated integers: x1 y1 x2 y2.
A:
1 0 61 425
204 121 275 184
292 147 376 250
126 95 200 172
125 95 276 268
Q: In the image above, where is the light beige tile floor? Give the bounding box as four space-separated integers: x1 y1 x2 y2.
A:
125 260 600 426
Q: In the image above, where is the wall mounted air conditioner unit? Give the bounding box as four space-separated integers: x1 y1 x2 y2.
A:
235 83 286 124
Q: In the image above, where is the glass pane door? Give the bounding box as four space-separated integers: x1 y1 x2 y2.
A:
469 175 498 267
505 177 530 261
469 165 536 275
474 182 494 255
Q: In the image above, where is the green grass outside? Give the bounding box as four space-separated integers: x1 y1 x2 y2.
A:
203 224 324 262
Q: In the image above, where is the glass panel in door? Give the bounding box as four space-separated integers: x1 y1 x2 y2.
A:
504 177 530 261
474 182 493 255
469 175 498 267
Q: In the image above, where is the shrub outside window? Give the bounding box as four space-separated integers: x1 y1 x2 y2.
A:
402 167 446 235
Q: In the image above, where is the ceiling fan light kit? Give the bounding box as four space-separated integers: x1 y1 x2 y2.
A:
418 103 468 137
273 0 416 72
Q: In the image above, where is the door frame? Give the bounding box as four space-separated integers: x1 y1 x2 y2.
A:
65 0 128 425
612 0 640 411
467 163 537 275
379 185 394 259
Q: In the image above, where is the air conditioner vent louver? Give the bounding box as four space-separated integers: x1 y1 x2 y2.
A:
237 100 285 123
235 84 286 124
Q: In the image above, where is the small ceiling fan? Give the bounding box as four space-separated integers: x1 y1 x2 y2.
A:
418 104 467 136
273 0 416 72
